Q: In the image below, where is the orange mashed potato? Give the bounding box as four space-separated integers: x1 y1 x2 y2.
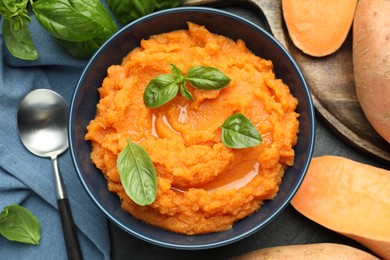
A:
85 23 299 235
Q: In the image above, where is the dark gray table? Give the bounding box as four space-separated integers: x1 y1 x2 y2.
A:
109 5 387 259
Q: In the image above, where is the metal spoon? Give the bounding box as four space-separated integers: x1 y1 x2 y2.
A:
17 89 83 260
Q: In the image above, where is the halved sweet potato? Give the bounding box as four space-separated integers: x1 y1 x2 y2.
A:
291 156 390 259
282 0 357 57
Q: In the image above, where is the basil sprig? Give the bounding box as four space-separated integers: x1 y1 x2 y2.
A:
0 0 118 60
144 64 230 108
117 139 157 206
0 0 38 60
221 113 262 149
0 204 41 245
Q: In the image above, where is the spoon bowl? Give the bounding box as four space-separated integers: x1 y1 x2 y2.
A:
17 89 68 158
17 89 82 260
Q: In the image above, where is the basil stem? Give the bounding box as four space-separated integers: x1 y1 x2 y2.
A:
185 66 231 90
117 139 157 206
221 113 262 149
0 204 41 245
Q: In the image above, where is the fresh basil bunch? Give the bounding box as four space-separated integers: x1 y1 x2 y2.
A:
0 204 41 245
108 0 182 25
0 0 38 60
0 0 118 60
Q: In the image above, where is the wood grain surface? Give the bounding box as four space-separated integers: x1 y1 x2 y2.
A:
184 0 390 164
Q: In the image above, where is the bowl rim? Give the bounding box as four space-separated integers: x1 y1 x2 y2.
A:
69 6 315 250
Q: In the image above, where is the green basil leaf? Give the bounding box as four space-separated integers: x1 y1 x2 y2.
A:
221 113 262 149
117 140 157 206
154 0 183 10
185 66 231 90
56 25 113 59
108 0 155 25
32 0 117 42
56 38 100 59
143 73 180 108
0 204 40 245
2 19 38 60
180 84 193 101
170 64 183 78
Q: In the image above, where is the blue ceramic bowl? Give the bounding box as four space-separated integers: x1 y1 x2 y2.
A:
69 7 315 250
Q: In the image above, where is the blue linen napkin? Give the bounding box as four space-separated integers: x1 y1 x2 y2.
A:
0 16 111 260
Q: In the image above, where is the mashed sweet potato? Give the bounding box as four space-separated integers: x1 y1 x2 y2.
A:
85 23 299 235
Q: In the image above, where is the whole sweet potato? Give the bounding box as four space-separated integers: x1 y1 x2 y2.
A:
232 243 379 259
353 0 390 143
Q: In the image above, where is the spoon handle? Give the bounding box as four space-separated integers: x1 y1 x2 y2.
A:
52 156 83 259
58 198 83 260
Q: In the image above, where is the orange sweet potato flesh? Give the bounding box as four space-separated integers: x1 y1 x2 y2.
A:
353 0 390 143
282 0 358 57
291 156 390 259
232 243 379 259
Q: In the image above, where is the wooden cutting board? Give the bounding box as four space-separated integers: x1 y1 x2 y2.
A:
184 0 390 164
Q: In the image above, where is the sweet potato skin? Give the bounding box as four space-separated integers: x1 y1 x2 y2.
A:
232 243 379 259
353 0 390 143
291 156 390 260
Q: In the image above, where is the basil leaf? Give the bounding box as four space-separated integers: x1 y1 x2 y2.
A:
117 140 157 206
56 38 100 59
56 25 113 59
143 73 180 108
2 18 38 60
180 84 193 101
108 0 155 25
155 0 183 10
185 66 231 90
0 204 40 245
32 0 117 42
221 113 262 149
170 64 183 78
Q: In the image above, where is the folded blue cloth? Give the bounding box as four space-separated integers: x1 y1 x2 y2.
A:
0 15 110 260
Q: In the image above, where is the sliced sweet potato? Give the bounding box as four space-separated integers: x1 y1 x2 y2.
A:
233 243 379 259
282 0 358 57
291 156 390 259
